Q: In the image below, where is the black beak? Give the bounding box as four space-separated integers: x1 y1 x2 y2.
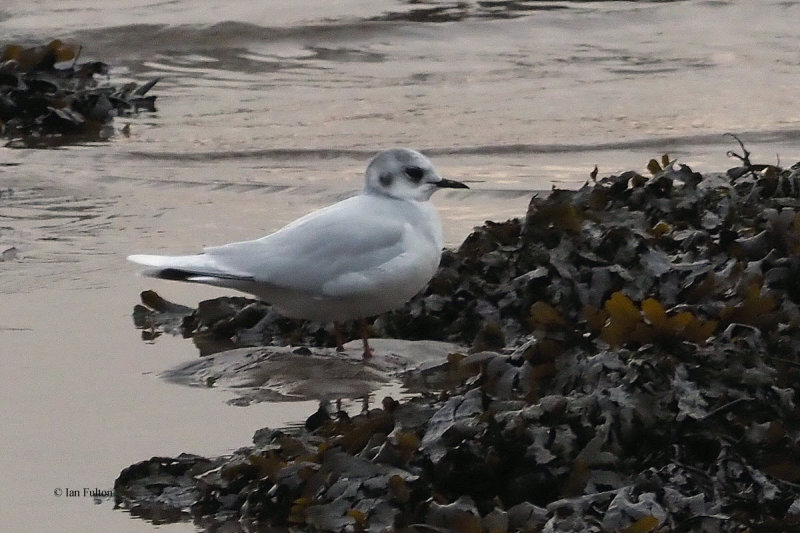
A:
436 177 469 189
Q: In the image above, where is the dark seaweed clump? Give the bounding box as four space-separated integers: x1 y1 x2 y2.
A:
0 40 158 146
121 143 800 532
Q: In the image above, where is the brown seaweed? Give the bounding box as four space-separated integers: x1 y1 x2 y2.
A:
0 40 158 146
120 142 800 532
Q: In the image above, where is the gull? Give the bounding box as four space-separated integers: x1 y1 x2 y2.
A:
128 148 468 358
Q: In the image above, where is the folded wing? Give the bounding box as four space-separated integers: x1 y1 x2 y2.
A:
128 195 428 300
205 196 410 296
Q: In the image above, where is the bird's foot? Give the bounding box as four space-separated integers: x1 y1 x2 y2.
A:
333 321 346 352
359 317 373 359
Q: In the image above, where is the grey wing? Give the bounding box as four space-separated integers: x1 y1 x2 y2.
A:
204 201 407 295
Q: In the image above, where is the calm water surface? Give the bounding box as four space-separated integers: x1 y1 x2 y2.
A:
1 0 799 530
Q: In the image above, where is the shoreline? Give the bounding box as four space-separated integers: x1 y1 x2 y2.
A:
116 151 800 532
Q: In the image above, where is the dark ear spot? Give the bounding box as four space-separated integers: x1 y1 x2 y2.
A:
379 173 393 187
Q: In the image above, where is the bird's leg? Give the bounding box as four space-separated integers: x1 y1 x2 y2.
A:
333 321 346 352
359 317 373 359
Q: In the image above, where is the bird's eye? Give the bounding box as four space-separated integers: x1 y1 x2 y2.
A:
405 166 425 183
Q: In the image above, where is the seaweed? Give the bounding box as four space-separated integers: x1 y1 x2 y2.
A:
0 40 158 146
120 140 800 532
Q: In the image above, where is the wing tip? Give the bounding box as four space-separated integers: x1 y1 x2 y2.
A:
128 253 255 283
127 254 159 266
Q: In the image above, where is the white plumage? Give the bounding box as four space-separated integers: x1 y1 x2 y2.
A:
128 148 468 358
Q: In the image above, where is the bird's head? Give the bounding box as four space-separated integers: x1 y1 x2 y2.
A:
364 148 468 201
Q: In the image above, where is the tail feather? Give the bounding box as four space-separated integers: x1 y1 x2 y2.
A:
128 253 205 270
127 254 254 282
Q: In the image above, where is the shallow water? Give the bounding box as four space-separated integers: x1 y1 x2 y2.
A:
1 0 799 531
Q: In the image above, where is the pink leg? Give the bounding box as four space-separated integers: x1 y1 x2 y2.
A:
359 317 373 359
333 321 345 352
